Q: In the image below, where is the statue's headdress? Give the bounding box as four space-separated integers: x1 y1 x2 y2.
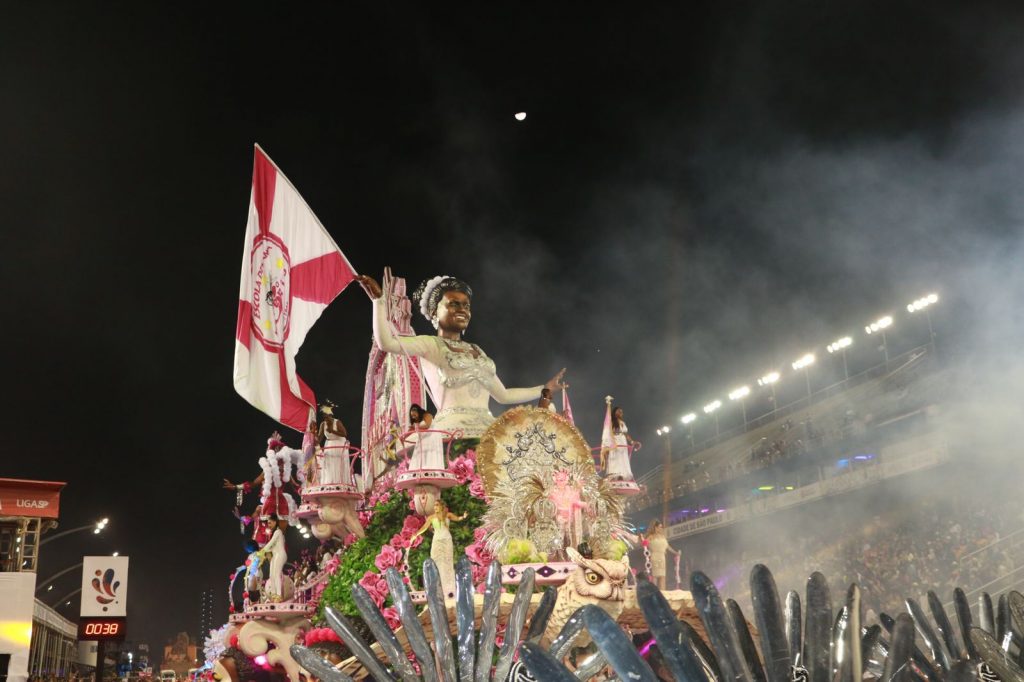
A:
413 275 473 328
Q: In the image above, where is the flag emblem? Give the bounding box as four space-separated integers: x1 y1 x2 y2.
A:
250 233 291 349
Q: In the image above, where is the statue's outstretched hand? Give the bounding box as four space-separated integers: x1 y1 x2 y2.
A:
357 274 383 300
222 478 237 490
544 368 567 392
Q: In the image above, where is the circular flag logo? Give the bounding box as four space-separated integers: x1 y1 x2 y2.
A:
250 234 291 349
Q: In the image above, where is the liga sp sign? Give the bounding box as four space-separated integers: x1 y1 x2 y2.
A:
0 478 64 519
80 556 129 617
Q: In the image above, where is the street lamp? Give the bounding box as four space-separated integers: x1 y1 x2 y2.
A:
728 386 750 424
703 400 722 436
908 293 939 350
865 315 893 362
36 562 83 592
792 353 815 398
41 517 109 546
827 336 853 379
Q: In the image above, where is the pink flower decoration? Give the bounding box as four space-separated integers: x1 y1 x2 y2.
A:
473 526 489 542
343 533 357 547
381 607 401 631
402 514 425 535
449 456 476 483
470 561 489 587
375 545 403 572
358 510 374 528
464 448 477 461
358 570 389 607
466 541 494 567
469 476 487 500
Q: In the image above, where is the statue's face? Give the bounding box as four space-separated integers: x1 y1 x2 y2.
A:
436 291 471 333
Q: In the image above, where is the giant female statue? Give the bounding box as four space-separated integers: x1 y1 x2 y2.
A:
358 271 566 439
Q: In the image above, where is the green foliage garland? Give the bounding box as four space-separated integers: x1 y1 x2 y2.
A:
318 440 487 621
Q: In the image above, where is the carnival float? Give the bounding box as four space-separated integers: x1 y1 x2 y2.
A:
203 148 1024 682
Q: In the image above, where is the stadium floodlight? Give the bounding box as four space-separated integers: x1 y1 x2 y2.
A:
680 413 696 425
827 337 852 353
728 386 750 401
791 353 815 370
758 371 780 386
729 385 751 424
865 314 894 362
828 336 853 378
865 315 893 334
703 400 722 414
908 293 939 312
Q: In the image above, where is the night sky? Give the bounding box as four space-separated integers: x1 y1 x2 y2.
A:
4 2 1024 655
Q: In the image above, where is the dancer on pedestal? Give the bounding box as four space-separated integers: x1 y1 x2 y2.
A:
302 419 319 485
538 387 558 413
408 403 444 470
318 406 350 485
412 499 467 598
600 400 635 480
644 520 680 591
260 514 289 601
358 271 566 439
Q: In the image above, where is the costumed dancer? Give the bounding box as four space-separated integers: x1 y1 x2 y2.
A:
600 399 635 480
259 514 289 601
302 418 319 484
223 432 305 530
408 403 444 470
644 520 680 591
412 499 466 598
357 270 567 439
318 406 351 485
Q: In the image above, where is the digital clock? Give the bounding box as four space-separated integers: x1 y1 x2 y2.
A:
77 617 127 640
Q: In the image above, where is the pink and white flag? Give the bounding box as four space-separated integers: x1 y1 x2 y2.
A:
234 145 356 431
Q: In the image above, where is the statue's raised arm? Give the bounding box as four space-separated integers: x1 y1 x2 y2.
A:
358 270 565 438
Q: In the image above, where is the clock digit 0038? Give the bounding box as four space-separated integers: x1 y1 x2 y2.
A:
77 617 126 640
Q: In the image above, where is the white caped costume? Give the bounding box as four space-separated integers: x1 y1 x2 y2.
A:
605 422 633 479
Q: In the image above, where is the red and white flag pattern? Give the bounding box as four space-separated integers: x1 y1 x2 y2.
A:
234 145 356 431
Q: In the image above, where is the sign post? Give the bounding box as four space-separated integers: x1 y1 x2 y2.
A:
79 556 129 682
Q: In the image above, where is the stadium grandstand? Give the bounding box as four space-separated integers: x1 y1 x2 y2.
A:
626 294 1024 622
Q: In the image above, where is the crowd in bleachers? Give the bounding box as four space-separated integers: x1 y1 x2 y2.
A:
630 355 945 518
686 496 1023 619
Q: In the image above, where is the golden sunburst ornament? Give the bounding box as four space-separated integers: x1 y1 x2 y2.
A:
477 407 625 559
476 406 595 494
